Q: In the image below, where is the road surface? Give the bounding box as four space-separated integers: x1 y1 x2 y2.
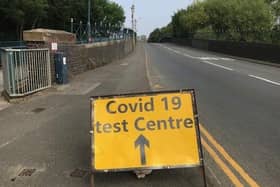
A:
0 42 279 186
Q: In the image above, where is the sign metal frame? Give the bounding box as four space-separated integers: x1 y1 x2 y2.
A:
90 89 207 185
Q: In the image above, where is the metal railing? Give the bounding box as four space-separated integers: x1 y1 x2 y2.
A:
1 48 51 97
0 41 26 66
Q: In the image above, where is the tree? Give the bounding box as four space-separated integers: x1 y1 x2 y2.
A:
161 23 173 39
0 0 125 40
44 0 86 30
204 0 273 41
0 0 48 40
170 3 208 38
184 2 209 34
171 9 189 38
94 0 125 34
148 28 162 42
266 0 280 16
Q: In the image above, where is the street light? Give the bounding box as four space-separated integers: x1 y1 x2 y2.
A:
87 0 92 42
131 4 135 47
131 4 135 31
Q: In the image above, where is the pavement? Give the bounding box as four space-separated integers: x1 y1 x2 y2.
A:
0 42 279 187
0 69 3 91
0 69 10 111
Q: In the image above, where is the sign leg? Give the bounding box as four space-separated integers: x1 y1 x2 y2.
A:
90 173 94 187
201 165 207 187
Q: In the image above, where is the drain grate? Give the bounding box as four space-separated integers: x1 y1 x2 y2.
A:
18 169 36 177
70 169 89 178
32 108 46 113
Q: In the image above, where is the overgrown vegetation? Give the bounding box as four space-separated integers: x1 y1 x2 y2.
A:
149 0 280 44
0 0 125 40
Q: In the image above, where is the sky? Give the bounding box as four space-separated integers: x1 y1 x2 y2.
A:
112 0 192 36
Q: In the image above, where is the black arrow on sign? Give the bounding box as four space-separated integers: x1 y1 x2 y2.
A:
135 135 150 165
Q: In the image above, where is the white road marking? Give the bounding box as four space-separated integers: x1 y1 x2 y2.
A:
203 61 234 71
183 53 195 58
207 165 222 186
81 83 101 95
120 63 129 66
249 75 280 86
162 45 235 71
0 137 18 149
200 57 219 61
162 45 234 61
220 58 234 61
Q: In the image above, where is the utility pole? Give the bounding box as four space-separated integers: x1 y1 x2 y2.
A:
87 0 92 42
131 4 135 31
134 19 137 33
131 4 135 47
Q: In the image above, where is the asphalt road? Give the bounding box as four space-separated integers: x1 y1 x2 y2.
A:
144 43 280 187
0 42 279 187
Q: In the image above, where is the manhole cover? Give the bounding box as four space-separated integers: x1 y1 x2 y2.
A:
32 108 46 113
18 169 36 177
70 169 89 178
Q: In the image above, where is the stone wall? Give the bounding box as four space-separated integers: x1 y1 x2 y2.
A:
25 39 134 82
56 39 134 79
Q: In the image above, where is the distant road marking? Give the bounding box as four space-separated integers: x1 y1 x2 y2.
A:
200 124 260 187
201 138 243 186
206 165 222 186
153 84 163 89
120 63 129 66
81 83 101 95
183 53 195 58
200 57 219 61
249 75 280 86
162 45 234 61
0 137 18 149
203 61 233 71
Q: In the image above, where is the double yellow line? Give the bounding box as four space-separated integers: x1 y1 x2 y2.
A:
200 124 260 187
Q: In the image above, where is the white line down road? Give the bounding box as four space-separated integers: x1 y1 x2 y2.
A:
202 61 234 71
249 74 280 86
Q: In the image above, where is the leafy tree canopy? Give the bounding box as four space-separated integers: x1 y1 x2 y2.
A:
0 0 125 40
149 0 275 43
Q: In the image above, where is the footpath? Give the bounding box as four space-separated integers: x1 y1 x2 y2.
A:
0 69 10 111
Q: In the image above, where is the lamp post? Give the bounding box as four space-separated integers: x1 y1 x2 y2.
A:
87 0 92 42
131 4 135 47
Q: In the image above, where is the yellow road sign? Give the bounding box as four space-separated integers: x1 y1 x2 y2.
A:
91 90 203 171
